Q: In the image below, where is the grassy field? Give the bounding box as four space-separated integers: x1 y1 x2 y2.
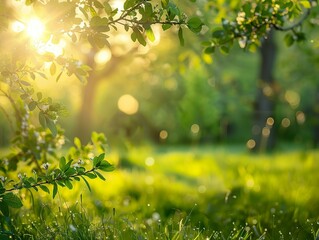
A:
3 144 319 239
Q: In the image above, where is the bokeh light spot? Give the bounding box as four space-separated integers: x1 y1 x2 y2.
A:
191 124 200 134
246 139 256 149
262 127 271 137
281 118 291 128
266 117 274 126
296 111 306 125
198 185 207 193
159 130 168 140
145 157 155 167
285 90 300 108
117 94 139 115
94 49 112 65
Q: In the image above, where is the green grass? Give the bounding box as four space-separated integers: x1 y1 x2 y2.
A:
2 145 319 239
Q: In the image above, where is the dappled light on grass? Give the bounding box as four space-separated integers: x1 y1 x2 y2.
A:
11 146 319 239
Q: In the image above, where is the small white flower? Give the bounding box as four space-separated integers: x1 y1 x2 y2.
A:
72 163 79 168
236 11 246 25
69 224 77 232
0 176 7 182
42 162 50 170
18 173 23 180
77 159 84 165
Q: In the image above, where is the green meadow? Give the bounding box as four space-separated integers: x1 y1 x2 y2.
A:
5 145 319 239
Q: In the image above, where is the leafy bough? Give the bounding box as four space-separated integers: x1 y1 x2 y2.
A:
0 153 114 217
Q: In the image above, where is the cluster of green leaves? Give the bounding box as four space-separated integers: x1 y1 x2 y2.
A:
203 0 317 54
25 0 203 48
0 152 114 217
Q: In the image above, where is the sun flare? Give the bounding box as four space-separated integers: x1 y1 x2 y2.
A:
26 18 45 40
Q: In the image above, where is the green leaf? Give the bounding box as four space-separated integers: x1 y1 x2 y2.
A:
161 0 169 8
295 32 306 42
98 162 115 172
20 80 31 86
133 28 146 46
74 137 81 149
50 62 56 75
94 171 106 180
146 27 155 42
29 72 36 80
204 46 215 54
93 153 105 167
178 27 184 46
56 71 63 82
212 29 225 39
3 192 23 208
52 182 58 199
104 2 112 14
90 16 109 31
85 172 97 179
37 92 42 101
36 72 48 79
75 68 87 76
93 0 104 8
59 157 66 171
131 32 137 42
89 6 97 17
0 201 9 216
162 24 171 31
39 111 47 128
20 93 29 100
39 185 50 194
65 167 76 176
74 176 80 181
284 33 294 47
28 101 37 111
187 16 203 33
80 176 91 192
220 45 229 54
46 117 57 137
124 0 136 10
79 7 89 19
65 179 73 189
63 159 74 172
168 2 180 19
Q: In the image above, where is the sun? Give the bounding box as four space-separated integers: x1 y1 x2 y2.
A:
26 18 45 40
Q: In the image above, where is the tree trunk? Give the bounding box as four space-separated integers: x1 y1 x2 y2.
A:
252 30 277 152
75 48 136 143
312 87 319 147
75 49 97 143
